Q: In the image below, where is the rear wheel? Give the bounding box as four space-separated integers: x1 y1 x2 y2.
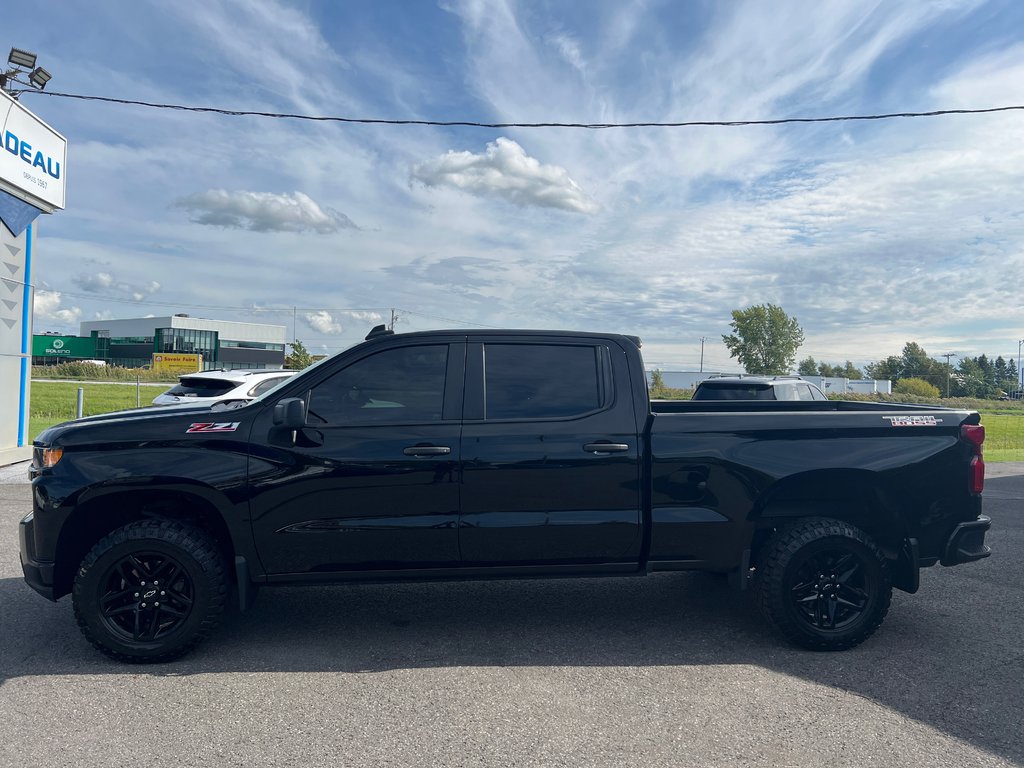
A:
73 520 227 663
755 518 891 651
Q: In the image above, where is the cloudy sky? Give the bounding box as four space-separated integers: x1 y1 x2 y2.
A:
8 0 1024 371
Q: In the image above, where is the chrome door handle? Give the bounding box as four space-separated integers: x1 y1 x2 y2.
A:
403 445 452 456
583 442 630 454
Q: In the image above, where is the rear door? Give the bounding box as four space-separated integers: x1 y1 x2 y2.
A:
458 336 642 567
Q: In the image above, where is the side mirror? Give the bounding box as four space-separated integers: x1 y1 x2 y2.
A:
273 397 306 429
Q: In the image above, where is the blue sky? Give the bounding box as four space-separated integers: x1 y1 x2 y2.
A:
7 0 1024 371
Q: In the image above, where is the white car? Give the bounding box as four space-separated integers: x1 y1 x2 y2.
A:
152 369 297 407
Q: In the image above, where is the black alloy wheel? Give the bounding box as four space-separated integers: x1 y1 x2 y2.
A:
73 520 227 663
755 518 892 651
98 550 195 643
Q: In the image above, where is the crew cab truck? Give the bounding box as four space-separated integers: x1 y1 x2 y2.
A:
20 327 991 662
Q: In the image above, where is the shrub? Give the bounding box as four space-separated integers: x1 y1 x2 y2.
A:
893 377 941 399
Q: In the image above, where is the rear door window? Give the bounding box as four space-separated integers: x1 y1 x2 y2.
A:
483 344 607 420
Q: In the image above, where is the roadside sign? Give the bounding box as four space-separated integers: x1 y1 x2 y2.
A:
152 353 202 375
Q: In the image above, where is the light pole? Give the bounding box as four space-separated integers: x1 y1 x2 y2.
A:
0 47 53 98
1019 340 1024 391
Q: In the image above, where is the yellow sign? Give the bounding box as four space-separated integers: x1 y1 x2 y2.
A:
152 353 203 375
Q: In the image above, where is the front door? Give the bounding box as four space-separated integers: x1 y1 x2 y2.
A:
248 341 464 575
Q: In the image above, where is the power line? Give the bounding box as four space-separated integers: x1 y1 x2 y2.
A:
17 89 1024 129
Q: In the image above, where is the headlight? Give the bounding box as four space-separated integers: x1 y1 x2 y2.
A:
41 447 63 468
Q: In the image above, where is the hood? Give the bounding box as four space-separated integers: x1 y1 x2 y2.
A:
34 399 255 445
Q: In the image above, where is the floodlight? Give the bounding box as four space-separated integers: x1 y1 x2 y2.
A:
28 67 51 89
8 47 37 69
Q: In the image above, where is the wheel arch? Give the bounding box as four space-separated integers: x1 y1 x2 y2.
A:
750 468 908 562
53 481 241 600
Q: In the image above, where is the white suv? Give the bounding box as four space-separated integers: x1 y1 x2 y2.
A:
152 369 297 407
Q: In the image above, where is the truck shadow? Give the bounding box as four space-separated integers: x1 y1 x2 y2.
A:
2 476 1021 764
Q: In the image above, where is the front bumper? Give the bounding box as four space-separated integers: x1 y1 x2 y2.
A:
941 514 992 566
19 512 57 601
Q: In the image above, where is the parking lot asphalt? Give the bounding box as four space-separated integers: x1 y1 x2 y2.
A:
0 462 1021 768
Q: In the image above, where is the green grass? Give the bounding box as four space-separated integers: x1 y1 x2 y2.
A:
29 381 165 440
977 412 1024 462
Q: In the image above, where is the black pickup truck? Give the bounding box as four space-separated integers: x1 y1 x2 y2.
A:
20 327 991 662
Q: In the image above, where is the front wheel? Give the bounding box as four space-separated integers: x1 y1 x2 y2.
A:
73 520 227 663
755 518 892 651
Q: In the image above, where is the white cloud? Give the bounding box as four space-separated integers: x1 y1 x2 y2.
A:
174 190 358 234
73 272 161 301
75 273 114 291
412 138 598 214
34 291 82 328
303 310 344 334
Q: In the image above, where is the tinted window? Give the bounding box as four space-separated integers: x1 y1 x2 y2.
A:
693 384 775 400
308 345 448 425
248 377 291 397
484 344 603 420
166 378 237 398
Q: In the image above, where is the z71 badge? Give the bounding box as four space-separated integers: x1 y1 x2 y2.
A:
884 415 942 427
186 422 241 434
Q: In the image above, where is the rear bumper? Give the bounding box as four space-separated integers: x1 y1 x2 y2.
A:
940 515 992 566
19 512 57 601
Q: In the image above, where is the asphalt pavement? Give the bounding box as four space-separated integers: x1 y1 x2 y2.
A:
0 461 1021 767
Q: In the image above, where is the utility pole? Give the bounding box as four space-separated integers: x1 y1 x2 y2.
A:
699 337 707 373
389 309 399 331
292 307 297 342
942 352 956 397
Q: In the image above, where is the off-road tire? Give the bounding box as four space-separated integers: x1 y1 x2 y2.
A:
755 518 892 651
73 519 227 663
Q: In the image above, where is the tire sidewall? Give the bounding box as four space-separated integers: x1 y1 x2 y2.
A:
758 520 893 651
74 525 221 661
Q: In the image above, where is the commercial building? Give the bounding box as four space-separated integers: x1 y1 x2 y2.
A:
32 314 287 370
79 314 286 369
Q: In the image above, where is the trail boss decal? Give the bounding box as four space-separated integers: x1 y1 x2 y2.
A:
186 422 241 434
884 416 943 427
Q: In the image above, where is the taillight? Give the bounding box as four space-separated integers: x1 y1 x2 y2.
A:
961 424 985 451
962 424 985 494
969 457 985 494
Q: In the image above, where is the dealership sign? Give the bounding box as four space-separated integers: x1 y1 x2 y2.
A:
0 89 66 213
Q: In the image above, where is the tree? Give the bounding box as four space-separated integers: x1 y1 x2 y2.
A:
649 369 668 398
286 339 314 370
841 361 863 380
798 357 818 376
722 304 805 375
818 362 840 377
